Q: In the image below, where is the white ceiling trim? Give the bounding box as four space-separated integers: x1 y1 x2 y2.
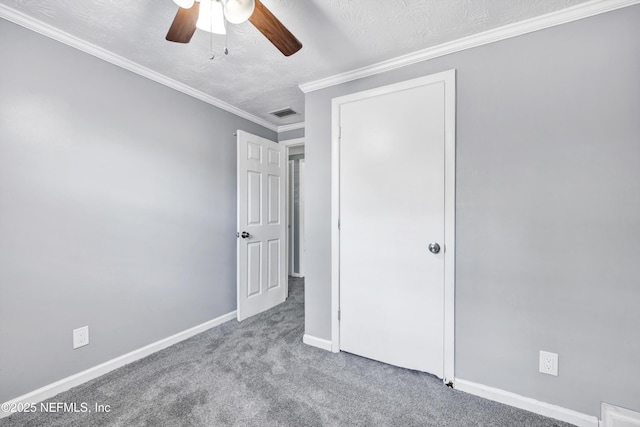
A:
0 3 280 132
277 122 305 133
299 0 640 93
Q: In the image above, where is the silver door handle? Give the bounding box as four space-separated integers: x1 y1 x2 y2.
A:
428 243 441 254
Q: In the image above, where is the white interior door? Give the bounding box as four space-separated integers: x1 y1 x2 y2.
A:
338 77 449 376
237 130 286 321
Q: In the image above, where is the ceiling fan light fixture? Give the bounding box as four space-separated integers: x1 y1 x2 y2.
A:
224 0 255 24
196 0 226 34
165 0 302 56
172 0 195 9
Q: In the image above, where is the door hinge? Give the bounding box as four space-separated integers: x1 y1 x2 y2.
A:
338 218 340 230
338 309 341 321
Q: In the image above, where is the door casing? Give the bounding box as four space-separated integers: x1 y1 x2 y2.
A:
330 70 456 383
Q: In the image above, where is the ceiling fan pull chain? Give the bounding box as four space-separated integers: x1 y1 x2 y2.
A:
223 0 229 55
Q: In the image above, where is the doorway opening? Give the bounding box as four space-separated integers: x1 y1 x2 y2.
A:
281 138 305 280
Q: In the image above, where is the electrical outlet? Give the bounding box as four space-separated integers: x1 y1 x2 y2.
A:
73 326 89 349
539 350 558 376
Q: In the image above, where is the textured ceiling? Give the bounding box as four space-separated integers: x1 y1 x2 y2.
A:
2 0 592 128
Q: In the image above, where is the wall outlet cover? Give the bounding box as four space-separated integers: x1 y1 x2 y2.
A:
539 350 558 376
73 326 89 349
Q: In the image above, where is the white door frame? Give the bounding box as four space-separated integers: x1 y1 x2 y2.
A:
330 70 456 383
298 159 305 277
288 159 295 277
280 137 305 282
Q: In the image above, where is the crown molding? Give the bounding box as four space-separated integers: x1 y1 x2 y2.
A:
0 4 279 132
277 122 305 133
299 0 640 93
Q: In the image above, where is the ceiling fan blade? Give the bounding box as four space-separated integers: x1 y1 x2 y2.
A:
248 0 302 56
166 3 200 43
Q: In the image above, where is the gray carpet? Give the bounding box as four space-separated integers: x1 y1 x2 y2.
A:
1 277 573 426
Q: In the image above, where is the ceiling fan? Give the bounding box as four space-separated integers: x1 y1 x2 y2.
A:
166 0 302 57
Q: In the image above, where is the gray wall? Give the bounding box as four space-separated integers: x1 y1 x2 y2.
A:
0 20 275 403
278 127 304 142
304 5 640 418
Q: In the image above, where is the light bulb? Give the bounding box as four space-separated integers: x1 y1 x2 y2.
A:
196 0 226 34
172 0 194 9
224 0 255 24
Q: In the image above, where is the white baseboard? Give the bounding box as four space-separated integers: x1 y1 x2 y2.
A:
0 310 236 419
303 334 332 352
455 378 599 427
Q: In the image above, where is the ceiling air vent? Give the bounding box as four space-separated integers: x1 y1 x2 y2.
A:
269 107 298 118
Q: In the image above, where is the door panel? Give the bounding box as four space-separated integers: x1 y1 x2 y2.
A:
237 131 286 321
268 175 280 224
247 171 262 225
247 242 262 297
268 148 280 166
339 81 446 375
268 239 280 289
248 142 261 161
